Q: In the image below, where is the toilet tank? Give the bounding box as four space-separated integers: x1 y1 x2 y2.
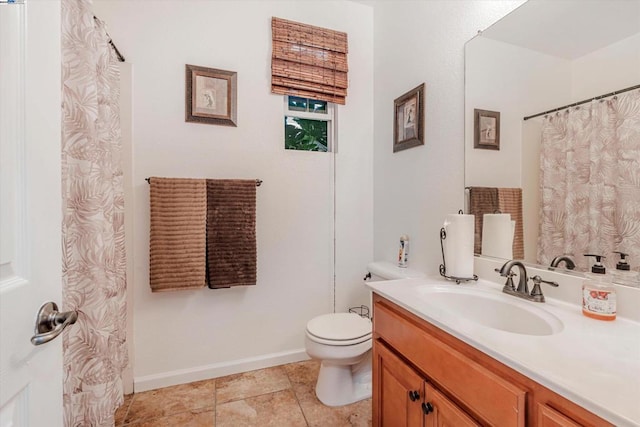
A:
366 261 425 282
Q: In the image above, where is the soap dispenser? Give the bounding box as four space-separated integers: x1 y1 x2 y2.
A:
613 251 640 288
582 254 616 321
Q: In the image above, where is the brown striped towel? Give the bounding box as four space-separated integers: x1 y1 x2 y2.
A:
468 187 499 255
206 179 257 288
149 177 207 292
498 188 525 260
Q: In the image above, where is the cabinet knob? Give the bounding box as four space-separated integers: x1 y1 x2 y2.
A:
422 401 434 415
408 390 420 401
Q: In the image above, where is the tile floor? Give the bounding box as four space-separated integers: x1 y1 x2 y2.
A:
114 360 372 426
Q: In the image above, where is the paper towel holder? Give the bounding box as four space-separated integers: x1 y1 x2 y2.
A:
439 221 479 284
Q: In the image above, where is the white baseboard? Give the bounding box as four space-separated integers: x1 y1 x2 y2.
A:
134 348 310 392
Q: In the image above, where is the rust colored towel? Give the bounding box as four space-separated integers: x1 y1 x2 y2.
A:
498 188 525 260
206 179 257 289
149 177 207 292
468 187 499 254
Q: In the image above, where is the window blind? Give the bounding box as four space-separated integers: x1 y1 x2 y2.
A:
271 17 348 105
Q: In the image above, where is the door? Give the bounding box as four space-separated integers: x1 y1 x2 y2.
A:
0 1 64 426
373 340 425 427
536 404 582 427
423 383 480 427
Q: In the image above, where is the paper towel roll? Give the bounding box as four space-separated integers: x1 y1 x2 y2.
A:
443 214 475 278
481 214 514 259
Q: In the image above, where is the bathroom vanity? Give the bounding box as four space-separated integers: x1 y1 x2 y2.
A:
368 277 640 427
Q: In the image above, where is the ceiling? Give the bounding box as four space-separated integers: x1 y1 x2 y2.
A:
480 0 640 59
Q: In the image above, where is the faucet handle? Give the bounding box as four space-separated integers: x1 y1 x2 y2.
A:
530 275 559 287
494 268 516 276
529 275 559 302
495 268 516 291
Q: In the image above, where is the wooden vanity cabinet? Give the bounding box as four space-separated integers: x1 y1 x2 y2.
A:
373 340 479 427
372 294 613 427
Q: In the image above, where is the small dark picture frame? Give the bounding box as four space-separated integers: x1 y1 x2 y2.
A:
474 109 500 150
393 83 425 153
185 64 237 126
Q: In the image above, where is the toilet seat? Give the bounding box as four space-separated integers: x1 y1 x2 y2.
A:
306 313 372 346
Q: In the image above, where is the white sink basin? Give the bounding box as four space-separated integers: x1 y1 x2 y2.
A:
417 285 564 336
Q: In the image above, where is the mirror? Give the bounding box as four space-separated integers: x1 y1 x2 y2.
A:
464 0 640 276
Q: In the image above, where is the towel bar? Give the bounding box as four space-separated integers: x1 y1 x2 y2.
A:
145 177 262 186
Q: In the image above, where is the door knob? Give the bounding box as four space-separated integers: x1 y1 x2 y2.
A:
422 401 434 415
408 390 420 401
30 302 78 346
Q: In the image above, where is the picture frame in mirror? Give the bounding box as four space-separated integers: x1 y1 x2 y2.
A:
474 109 500 150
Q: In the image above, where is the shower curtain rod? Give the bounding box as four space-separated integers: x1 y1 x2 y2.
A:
93 16 125 62
523 83 640 121
145 178 263 187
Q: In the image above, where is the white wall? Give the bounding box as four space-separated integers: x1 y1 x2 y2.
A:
94 0 373 391
464 37 572 188
372 1 523 274
571 32 640 100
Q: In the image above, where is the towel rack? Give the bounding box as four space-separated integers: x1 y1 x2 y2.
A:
145 177 262 187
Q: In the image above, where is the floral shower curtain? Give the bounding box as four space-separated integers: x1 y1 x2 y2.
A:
538 89 640 272
61 0 127 425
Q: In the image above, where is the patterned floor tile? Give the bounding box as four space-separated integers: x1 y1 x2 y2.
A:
216 389 306 427
216 366 291 404
284 360 372 427
127 408 214 427
115 361 372 426
124 379 216 424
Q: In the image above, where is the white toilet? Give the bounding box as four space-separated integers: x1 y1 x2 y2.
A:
304 261 425 406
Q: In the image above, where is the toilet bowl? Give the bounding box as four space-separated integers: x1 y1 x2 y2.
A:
305 312 372 407
304 261 425 407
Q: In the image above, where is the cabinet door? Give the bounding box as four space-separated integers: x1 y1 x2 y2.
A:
424 383 480 427
537 404 582 427
373 340 425 427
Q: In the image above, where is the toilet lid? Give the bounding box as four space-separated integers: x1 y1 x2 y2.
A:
306 313 372 342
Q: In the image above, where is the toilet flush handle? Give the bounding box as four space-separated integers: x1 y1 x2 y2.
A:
363 272 371 281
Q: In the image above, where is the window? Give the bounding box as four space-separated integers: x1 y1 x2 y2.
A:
284 96 335 152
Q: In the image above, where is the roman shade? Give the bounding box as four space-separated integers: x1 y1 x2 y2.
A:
271 17 348 105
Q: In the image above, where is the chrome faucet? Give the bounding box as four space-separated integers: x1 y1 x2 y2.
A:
550 255 576 270
498 260 529 295
497 260 559 303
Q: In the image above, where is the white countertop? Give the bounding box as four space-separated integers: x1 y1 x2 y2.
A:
366 276 640 427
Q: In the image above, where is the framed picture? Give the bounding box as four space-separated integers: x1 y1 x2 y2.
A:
393 83 425 153
474 109 500 150
185 64 237 126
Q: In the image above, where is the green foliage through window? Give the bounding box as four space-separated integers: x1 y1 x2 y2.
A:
285 117 328 152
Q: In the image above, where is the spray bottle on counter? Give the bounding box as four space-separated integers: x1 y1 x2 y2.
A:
398 235 409 268
582 254 616 321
